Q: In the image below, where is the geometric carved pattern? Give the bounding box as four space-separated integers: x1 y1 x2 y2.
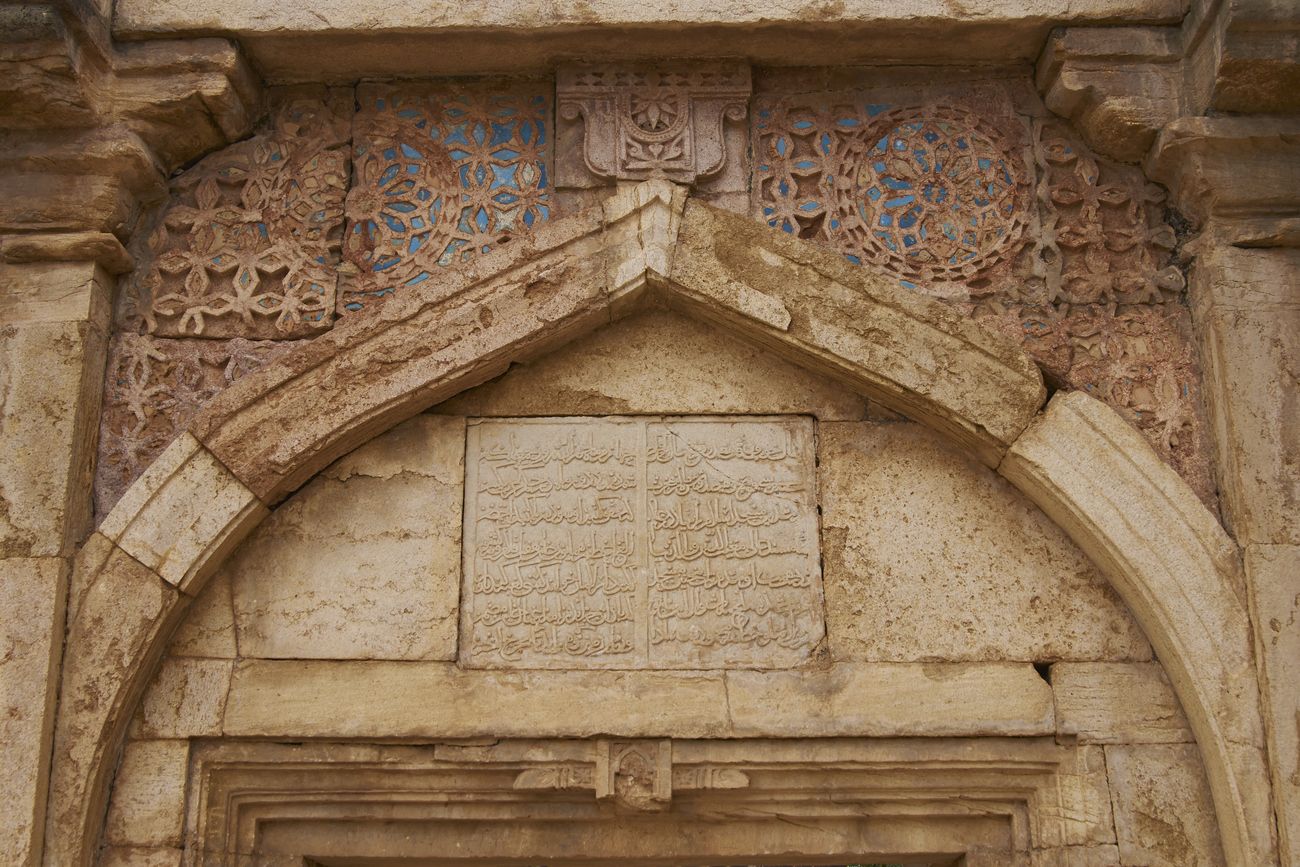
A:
557 63 751 183
1034 119 1186 305
753 93 1210 502
825 105 1033 288
341 83 551 313
125 88 352 340
99 82 555 516
755 99 1032 294
94 333 303 519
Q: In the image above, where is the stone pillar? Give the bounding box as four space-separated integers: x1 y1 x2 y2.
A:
0 3 259 861
1151 117 1300 864
0 258 114 865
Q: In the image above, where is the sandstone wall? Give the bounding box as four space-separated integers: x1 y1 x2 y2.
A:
100 310 1224 865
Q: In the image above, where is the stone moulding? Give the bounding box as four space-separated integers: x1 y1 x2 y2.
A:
180 738 1110 864
49 182 1272 867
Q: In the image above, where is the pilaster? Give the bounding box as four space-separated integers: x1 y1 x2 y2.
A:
1150 118 1300 866
0 3 260 863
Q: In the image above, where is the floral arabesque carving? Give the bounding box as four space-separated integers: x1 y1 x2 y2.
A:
341 83 552 313
558 64 751 183
126 90 351 340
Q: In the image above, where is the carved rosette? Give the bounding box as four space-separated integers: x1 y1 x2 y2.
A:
558 64 751 183
752 91 1211 502
341 83 552 313
825 104 1033 292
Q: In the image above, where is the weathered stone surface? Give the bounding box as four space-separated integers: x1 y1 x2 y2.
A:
98 434 267 592
113 0 1185 81
725 663 1055 737
0 261 112 330
0 319 106 558
44 547 182 867
1000 390 1276 867
190 199 617 503
97 847 183 867
1052 662 1193 744
1030 846 1121 867
1189 245 1300 546
224 661 732 739
135 657 232 739
435 308 867 420
1150 117 1300 226
668 200 1046 465
1246 543 1300 862
1035 26 1182 163
0 558 66 867
461 416 823 669
222 660 1052 739
230 415 463 660
819 422 1151 662
164 571 235 659
1105 743 1227 866
1036 745 1118 849
103 740 189 849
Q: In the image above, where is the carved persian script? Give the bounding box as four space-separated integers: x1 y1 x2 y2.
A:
462 417 824 668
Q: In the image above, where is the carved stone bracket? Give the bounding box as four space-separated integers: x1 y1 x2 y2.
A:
558 63 751 184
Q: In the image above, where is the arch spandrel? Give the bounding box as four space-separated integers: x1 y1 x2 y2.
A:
49 186 1270 867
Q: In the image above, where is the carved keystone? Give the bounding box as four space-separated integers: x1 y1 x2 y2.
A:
558 64 751 184
511 739 749 811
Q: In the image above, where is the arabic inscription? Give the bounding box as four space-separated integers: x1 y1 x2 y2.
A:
461 417 824 668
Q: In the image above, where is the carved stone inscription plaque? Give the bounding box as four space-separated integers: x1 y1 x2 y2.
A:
461 417 824 669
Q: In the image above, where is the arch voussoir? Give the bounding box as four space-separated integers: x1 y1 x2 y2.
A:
663 199 1048 467
1000 390 1278 867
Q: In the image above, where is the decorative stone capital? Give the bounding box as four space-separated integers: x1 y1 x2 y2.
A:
557 63 751 185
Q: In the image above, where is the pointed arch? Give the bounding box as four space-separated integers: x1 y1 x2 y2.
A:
46 183 1274 866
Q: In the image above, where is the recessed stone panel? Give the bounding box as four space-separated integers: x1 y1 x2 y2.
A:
461 416 823 669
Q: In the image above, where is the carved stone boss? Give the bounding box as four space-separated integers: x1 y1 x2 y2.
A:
558 64 752 183
461 417 825 669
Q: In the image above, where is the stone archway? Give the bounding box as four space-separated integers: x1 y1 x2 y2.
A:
46 183 1274 866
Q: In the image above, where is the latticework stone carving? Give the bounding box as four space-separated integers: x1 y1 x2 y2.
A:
341 83 552 313
558 64 751 183
94 333 303 518
754 96 1035 297
753 92 1211 502
1033 119 1186 305
98 82 556 515
124 88 352 340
